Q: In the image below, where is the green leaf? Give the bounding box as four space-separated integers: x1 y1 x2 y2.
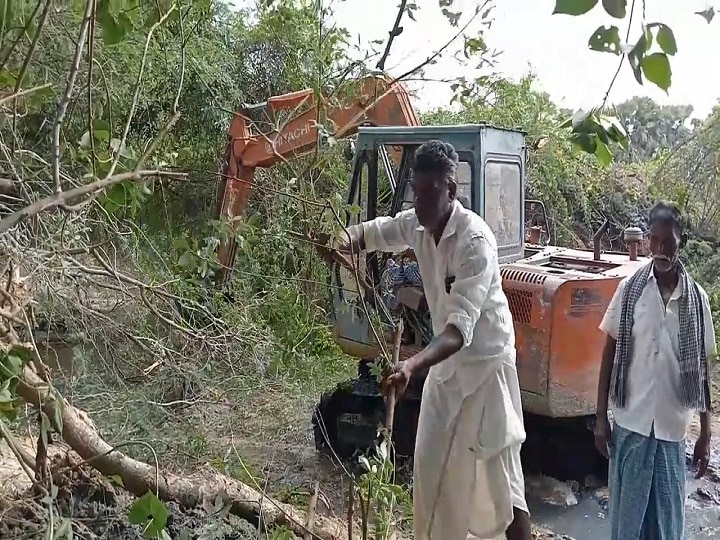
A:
695 7 715 23
128 491 169 539
93 119 111 133
464 37 486 57
601 0 626 18
627 27 653 85
97 3 133 46
571 132 597 154
654 24 677 56
640 53 672 92
588 25 621 54
570 110 592 132
0 69 16 88
0 385 15 404
99 15 125 45
144 6 161 27
108 474 125 487
628 52 643 85
631 25 652 58
594 139 613 166
177 251 194 268
592 120 611 145
8 346 32 365
552 0 598 16
101 183 128 215
441 8 461 26
0 354 23 378
598 115 628 148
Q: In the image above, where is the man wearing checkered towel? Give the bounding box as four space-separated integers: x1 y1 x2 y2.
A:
594 201 717 540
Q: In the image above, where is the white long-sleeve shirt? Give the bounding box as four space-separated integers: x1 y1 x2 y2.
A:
350 199 517 397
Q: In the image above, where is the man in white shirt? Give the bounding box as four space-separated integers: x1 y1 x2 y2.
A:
594 201 716 540
338 140 531 540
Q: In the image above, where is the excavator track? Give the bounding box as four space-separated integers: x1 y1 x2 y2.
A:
311 369 608 484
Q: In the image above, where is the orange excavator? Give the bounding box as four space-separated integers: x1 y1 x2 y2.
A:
214 75 649 482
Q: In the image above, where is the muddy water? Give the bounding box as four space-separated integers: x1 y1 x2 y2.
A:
527 451 720 539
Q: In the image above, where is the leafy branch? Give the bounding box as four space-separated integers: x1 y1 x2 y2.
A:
552 0 716 165
0 170 186 234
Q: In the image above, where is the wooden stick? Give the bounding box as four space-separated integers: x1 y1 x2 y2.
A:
304 481 320 540
384 319 404 435
346 483 355 540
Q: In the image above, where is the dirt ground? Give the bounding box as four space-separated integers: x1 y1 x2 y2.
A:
5 356 720 539
4 411 720 539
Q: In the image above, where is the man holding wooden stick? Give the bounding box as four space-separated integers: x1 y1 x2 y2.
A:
337 140 531 540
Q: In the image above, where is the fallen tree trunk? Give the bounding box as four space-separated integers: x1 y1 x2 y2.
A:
17 365 356 540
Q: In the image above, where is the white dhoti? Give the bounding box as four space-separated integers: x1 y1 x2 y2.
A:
413 355 528 540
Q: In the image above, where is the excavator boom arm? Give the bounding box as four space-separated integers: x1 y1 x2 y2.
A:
215 75 420 283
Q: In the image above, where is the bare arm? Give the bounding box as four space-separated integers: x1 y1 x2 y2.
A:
407 326 464 374
346 225 366 252
596 278 625 416
701 411 711 435
593 279 624 458
699 285 715 440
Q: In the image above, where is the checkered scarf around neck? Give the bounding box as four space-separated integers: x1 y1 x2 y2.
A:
610 260 710 412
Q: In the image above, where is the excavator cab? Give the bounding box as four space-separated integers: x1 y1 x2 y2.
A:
314 124 527 457
330 124 526 361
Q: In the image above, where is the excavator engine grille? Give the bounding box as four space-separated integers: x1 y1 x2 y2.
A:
501 268 548 285
500 267 546 325
504 289 533 324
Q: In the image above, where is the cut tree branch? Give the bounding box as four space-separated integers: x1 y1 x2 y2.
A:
392 3 485 84
52 0 95 194
15 364 358 540
0 84 53 107
376 0 407 72
0 170 186 234
106 4 178 180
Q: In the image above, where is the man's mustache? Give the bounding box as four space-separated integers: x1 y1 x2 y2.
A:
653 255 673 262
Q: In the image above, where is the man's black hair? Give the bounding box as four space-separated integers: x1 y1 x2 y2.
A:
412 140 459 184
648 200 685 234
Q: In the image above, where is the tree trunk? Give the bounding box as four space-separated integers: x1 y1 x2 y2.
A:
17 366 356 540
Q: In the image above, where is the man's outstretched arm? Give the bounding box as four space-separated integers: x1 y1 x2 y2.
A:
340 211 415 254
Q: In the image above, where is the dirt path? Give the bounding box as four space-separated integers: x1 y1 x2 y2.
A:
9 353 720 539
172 379 720 540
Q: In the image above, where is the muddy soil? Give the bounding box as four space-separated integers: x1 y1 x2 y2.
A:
524 414 720 539
225 420 720 540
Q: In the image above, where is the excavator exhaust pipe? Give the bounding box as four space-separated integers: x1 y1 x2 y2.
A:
593 219 611 261
624 226 643 261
